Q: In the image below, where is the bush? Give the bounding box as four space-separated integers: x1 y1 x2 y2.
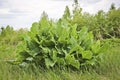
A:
14 16 108 70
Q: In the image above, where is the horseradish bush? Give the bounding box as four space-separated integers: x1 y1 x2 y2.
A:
15 16 107 69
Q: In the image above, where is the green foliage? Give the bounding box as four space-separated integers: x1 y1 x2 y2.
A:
0 25 14 37
0 26 27 46
14 14 108 69
65 1 120 39
62 6 71 20
1 0 115 70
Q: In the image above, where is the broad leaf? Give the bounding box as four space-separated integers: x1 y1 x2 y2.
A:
45 58 55 68
65 54 80 69
82 51 93 59
91 40 100 54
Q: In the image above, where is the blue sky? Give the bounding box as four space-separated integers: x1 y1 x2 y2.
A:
0 0 120 29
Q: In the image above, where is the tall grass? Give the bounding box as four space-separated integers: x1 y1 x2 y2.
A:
0 34 120 80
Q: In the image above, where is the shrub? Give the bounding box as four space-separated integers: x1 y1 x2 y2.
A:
13 16 108 70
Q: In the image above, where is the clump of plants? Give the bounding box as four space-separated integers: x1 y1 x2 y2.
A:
13 14 108 70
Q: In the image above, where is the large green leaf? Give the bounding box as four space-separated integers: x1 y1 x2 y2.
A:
40 46 50 54
40 16 50 28
58 27 69 44
71 24 77 38
69 36 78 47
91 40 100 54
65 54 80 69
82 51 93 59
52 50 57 62
98 42 109 54
30 22 39 35
57 58 65 65
45 58 55 68
78 27 88 44
69 45 84 54
82 32 94 50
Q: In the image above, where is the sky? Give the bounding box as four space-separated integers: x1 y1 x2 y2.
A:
0 0 120 29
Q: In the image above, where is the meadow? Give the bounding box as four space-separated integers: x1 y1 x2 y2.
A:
0 34 120 80
0 1 120 80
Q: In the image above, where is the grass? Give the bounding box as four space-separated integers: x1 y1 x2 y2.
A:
0 36 120 80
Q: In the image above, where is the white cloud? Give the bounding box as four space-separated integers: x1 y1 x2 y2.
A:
0 0 73 29
80 0 120 14
0 0 120 29
0 8 10 14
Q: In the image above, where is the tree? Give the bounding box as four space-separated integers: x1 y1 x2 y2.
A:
110 3 116 11
74 0 78 5
62 6 71 19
